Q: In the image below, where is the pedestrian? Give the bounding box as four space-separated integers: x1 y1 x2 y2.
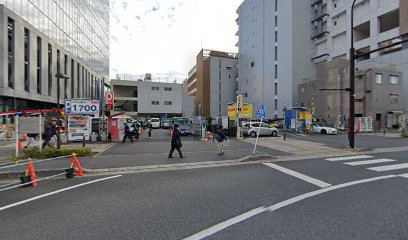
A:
24 134 38 148
122 123 134 143
133 123 140 141
215 125 227 155
148 123 152 139
168 124 185 158
50 121 58 147
42 121 54 149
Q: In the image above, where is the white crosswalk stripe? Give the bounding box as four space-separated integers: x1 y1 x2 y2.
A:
325 155 373 162
344 159 396 166
367 163 408 172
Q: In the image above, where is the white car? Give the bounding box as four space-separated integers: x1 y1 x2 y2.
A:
312 124 338 135
149 118 161 128
242 122 279 138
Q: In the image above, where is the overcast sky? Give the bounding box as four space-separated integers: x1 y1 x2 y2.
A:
110 0 244 81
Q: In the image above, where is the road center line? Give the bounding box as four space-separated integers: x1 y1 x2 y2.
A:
0 175 122 212
263 163 332 188
184 174 397 240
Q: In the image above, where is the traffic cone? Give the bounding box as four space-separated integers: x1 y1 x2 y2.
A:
21 158 37 187
69 153 84 177
17 139 23 150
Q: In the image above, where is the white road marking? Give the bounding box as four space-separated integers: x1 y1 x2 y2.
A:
184 175 397 240
0 175 122 212
263 163 332 188
368 163 408 172
325 155 373 162
344 158 396 166
398 173 408 178
183 207 267 240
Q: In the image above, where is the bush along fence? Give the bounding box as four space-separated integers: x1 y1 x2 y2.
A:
22 147 93 159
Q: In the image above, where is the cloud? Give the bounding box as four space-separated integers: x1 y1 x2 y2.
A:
121 2 128 9
134 15 141 20
152 1 160 11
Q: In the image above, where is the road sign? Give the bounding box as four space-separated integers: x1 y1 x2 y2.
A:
64 99 100 115
256 104 266 118
236 95 243 112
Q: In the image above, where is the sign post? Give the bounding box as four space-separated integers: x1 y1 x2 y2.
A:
253 104 266 155
236 95 243 139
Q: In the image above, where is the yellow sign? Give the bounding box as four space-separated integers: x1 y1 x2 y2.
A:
299 112 312 120
236 95 243 112
228 104 253 120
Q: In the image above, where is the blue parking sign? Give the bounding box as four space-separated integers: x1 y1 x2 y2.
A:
256 104 266 118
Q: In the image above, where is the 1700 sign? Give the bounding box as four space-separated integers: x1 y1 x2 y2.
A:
65 100 100 115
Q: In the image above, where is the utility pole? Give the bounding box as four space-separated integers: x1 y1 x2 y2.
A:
56 73 69 149
349 0 357 149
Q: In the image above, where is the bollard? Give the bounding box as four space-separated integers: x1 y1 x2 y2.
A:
207 131 211 141
283 132 286 141
82 134 86 147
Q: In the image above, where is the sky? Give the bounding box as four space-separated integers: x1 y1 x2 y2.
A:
110 0 244 82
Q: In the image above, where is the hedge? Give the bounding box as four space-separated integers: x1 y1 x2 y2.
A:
23 147 93 159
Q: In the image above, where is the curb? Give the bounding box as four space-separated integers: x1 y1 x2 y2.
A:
0 169 66 181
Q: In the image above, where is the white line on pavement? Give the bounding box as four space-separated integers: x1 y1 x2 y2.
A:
0 175 122 212
184 174 397 240
263 163 332 188
183 207 267 240
325 155 373 162
368 163 408 172
344 158 396 166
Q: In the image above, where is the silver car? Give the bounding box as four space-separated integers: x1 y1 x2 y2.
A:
242 122 279 138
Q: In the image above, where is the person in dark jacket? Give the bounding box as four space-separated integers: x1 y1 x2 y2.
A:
216 125 227 155
42 122 54 149
122 123 134 143
168 124 185 158
148 123 152 139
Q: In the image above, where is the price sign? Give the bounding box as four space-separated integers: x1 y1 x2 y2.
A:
64 99 100 115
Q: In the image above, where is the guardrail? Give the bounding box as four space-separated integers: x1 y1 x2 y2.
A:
0 153 84 193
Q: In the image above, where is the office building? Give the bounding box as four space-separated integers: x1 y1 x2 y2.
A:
0 1 109 122
111 74 183 118
187 49 238 117
236 0 315 119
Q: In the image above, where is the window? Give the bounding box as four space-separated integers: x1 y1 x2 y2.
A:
375 73 382 84
164 101 172 105
64 55 68 98
48 44 53 96
8 18 15 89
390 94 399 105
275 83 278 96
151 86 159 91
334 21 337 26
71 59 74 98
390 75 399 85
37 37 42 94
57 49 60 74
244 93 248 97
24 28 30 92
133 90 138 97
251 61 255 67
275 46 278 61
275 15 277 27
275 31 278 42
164 87 172 91
133 103 138 112
275 99 278 111
77 63 80 97
275 0 277 11
151 101 160 105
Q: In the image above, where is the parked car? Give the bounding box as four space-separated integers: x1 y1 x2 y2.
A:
149 118 161 128
242 122 279 138
312 124 338 135
161 118 172 129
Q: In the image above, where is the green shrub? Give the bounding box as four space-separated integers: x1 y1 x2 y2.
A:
22 147 93 159
401 132 408 138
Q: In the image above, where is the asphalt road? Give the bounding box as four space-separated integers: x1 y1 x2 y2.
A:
2 148 408 239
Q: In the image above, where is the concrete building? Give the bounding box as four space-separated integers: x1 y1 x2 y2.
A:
0 1 109 122
311 0 408 63
299 59 404 130
187 49 238 117
111 75 183 118
236 0 315 119
182 79 195 117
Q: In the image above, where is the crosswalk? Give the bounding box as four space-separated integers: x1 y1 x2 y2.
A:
325 155 408 174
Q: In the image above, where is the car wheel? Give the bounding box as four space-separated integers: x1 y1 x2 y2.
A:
271 131 278 137
250 131 257 138
321 129 327 134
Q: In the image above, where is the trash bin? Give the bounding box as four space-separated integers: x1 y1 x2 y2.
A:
90 132 98 142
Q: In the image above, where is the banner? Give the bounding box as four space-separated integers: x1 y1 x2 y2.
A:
228 104 253 120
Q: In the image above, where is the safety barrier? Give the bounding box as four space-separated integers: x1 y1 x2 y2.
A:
0 153 84 193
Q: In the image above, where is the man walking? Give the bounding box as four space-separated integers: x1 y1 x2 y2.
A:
216 125 227 155
168 124 185 158
148 123 152 139
122 123 134 143
42 121 53 149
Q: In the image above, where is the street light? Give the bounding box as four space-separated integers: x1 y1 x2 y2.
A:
55 72 69 149
349 0 357 149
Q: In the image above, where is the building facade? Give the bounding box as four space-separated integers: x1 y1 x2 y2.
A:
237 0 315 119
111 77 183 118
0 1 109 122
187 49 238 117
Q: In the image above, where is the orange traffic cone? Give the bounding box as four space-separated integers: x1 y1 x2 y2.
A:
17 139 23 150
23 158 38 187
69 153 84 177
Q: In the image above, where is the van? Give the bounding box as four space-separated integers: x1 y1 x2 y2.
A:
149 118 160 128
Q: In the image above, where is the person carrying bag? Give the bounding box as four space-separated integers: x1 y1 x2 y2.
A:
168 124 185 159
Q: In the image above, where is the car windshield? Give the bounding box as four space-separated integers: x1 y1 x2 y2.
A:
151 119 159 122
314 124 321 127
174 118 189 126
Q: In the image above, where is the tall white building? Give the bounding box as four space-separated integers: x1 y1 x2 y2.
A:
237 0 315 119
